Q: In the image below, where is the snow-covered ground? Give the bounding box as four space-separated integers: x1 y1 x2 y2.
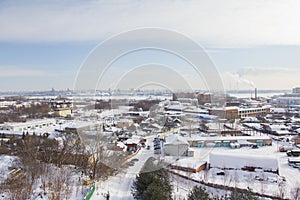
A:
0 155 21 184
170 173 231 200
169 143 300 199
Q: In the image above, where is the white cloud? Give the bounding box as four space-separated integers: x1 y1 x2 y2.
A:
0 66 45 77
223 67 300 90
0 0 300 47
222 72 255 91
236 67 300 76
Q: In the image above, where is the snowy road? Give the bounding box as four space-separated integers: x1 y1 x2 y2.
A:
91 139 156 200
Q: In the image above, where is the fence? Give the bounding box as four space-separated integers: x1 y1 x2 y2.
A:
84 184 95 200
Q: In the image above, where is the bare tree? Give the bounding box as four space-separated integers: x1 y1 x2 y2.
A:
6 170 34 200
222 170 228 188
233 170 239 188
203 169 209 183
40 166 73 200
56 135 85 167
81 122 127 180
290 184 300 200
260 173 265 195
246 173 253 189
277 179 285 199
87 133 108 179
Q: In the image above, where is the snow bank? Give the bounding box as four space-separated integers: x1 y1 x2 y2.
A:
0 155 21 183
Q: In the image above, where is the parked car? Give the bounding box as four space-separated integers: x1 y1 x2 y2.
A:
288 163 300 168
216 171 225 176
287 150 300 157
279 145 294 152
131 158 139 162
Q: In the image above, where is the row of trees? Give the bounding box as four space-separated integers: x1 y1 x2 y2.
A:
0 103 51 123
187 186 258 200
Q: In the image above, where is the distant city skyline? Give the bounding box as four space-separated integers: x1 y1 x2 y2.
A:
0 0 300 91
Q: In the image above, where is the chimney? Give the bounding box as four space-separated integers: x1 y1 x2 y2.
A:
255 88 257 100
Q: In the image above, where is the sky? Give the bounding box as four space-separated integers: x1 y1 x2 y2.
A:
0 0 300 92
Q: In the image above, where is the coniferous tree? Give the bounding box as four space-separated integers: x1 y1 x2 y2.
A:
187 186 210 200
131 158 172 200
229 188 258 200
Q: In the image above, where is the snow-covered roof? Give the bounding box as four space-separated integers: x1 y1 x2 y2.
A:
241 117 259 122
117 118 133 123
165 134 189 145
130 123 140 128
209 152 278 171
187 135 271 142
210 106 239 111
237 139 255 145
164 135 189 157
164 157 206 169
291 117 300 123
105 126 121 132
271 108 286 113
124 138 140 145
243 123 262 130
3 118 56 128
206 123 220 130
199 114 217 120
116 142 127 151
265 124 289 132
184 108 208 114
148 123 162 129
64 120 99 129
166 105 187 111
276 130 291 135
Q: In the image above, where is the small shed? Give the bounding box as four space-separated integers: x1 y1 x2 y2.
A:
223 141 230 147
214 141 221 147
164 134 189 157
197 141 205 148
